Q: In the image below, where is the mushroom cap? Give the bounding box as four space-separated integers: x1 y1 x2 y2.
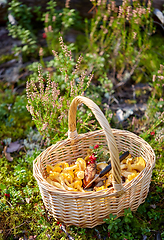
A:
76 158 86 171
131 157 146 172
125 172 139 183
97 162 108 171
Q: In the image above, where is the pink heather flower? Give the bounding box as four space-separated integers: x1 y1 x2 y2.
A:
152 75 156 82
48 25 52 32
126 6 132 20
118 6 123 18
45 13 49 23
109 16 114 26
86 73 93 88
72 55 83 75
103 15 108 22
107 3 111 12
29 105 34 115
111 1 115 11
42 123 48 131
103 28 108 34
97 0 101 6
65 0 70 8
39 47 43 57
52 16 56 22
65 74 68 83
133 32 137 39
44 27 48 33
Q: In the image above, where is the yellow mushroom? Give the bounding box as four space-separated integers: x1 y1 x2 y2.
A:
73 179 82 188
95 186 105 191
75 170 85 179
121 169 137 178
54 162 69 170
46 164 54 174
125 172 139 183
59 176 75 191
46 177 65 189
76 158 86 171
121 154 132 164
131 157 146 172
126 160 132 172
46 177 53 185
84 155 90 162
120 164 127 170
64 164 78 171
52 181 65 189
49 172 60 182
105 173 113 187
61 172 74 184
97 162 108 171
52 166 62 173
73 180 85 192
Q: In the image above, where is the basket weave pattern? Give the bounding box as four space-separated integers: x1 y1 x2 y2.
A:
33 96 155 228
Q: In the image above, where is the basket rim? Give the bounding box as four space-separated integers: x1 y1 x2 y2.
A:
33 128 156 199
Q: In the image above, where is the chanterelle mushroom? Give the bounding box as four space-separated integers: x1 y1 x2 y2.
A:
131 157 146 172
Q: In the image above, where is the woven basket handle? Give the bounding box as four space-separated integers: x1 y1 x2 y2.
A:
68 96 123 191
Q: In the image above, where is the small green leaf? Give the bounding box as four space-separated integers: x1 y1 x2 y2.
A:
0 184 6 190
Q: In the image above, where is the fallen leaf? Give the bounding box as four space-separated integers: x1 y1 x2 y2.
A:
150 204 156 209
4 146 13 161
6 141 23 153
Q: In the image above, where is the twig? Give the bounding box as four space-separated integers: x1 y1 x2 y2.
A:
59 223 75 240
6 221 29 233
6 200 13 208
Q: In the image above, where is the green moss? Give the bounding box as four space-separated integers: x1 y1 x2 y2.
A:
0 54 16 65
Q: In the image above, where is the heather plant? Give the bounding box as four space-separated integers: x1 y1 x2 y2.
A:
26 36 93 141
85 0 153 84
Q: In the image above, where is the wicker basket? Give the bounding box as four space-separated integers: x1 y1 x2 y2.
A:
33 96 155 228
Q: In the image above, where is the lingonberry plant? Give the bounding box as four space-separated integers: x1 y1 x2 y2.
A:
88 144 110 163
